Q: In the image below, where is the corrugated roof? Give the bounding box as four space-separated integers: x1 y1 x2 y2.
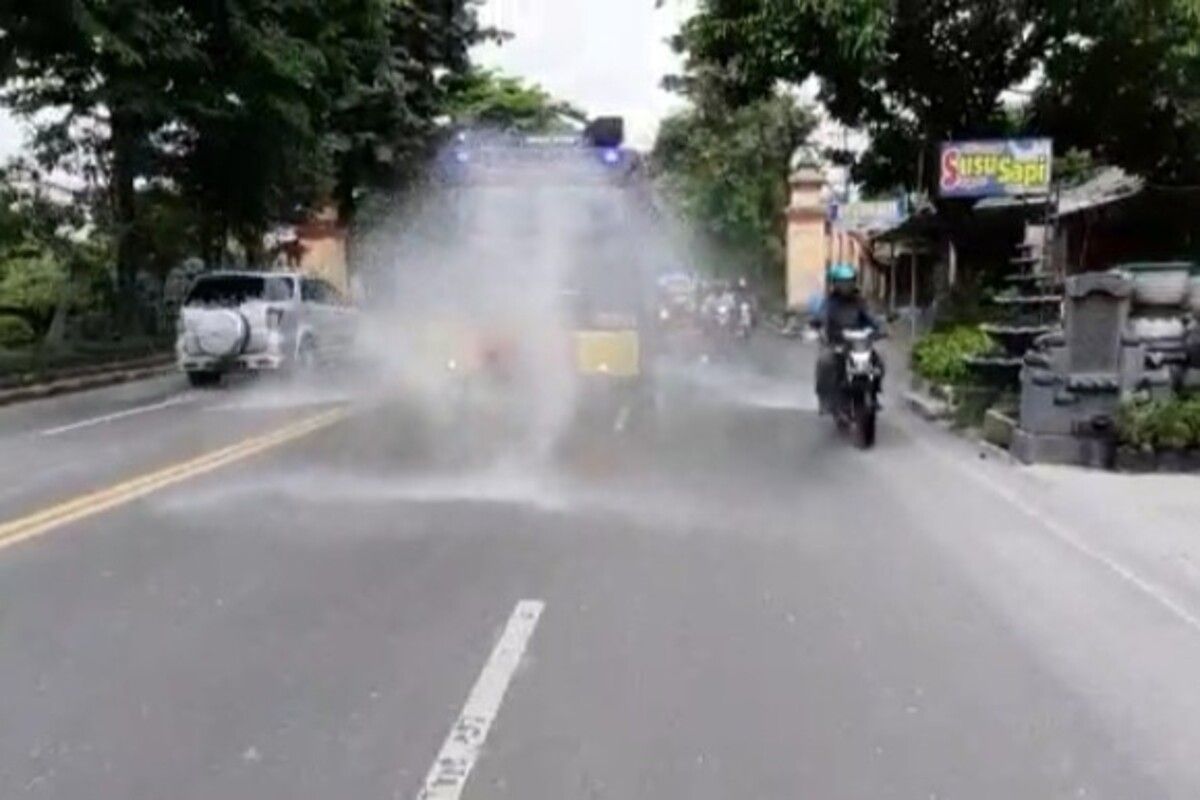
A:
975 167 1144 217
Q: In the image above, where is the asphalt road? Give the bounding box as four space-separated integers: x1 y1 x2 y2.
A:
2 335 1200 799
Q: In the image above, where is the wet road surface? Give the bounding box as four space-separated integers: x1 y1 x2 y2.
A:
1 336 1199 799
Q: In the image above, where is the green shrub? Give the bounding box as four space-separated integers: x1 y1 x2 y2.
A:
1117 396 1200 450
0 249 65 318
911 326 994 386
931 278 1002 331
0 314 36 348
1116 401 1153 449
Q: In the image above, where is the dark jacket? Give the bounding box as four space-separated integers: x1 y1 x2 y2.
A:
817 292 880 343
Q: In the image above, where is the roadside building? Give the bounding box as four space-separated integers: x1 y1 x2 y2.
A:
856 167 1200 334
973 167 1200 274
269 205 351 295
829 198 908 310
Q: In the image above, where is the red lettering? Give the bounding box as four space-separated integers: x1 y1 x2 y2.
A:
940 149 960 189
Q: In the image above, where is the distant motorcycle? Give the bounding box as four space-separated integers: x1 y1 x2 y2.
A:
832 328 885 448
656 273 699 330
657 295 695 330
713 295 735 332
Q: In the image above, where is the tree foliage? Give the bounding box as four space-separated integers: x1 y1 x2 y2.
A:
1032 0 1200 185
652 92 814 287
675 0 1064 192
0 249 64 326
0 0 492 331
166 0 331 264
0 165 95 341
444 68 588 133
0 0 207 325
673 0 1200 192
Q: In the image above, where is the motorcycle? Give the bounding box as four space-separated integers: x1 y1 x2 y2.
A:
711 294 735 334
657 296 696 330
833 328 884 449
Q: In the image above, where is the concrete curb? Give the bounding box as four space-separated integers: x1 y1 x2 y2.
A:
0 358 175 407
900 388 1025 466
903 389 951 421
971 433 1022 466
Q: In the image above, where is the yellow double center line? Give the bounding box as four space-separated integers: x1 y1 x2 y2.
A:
0 407 348 552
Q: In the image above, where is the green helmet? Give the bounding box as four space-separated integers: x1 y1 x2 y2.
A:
828 262 858 283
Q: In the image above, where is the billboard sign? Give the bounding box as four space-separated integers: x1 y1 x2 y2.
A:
830 198 907 232
939 139 1053 198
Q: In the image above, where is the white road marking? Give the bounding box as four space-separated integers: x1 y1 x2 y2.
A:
39 395 195 437
415 599 545 800
613 404 631 433
908 431 1200 637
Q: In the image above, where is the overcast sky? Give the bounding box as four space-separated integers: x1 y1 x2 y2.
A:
0 1 694 161
475 0 694 147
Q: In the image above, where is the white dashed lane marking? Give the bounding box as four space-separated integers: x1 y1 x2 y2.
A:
39 395 195 437
415 600 545 800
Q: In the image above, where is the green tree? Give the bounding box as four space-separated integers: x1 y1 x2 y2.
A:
168 0 332 264
1 0 493 314
1031 0 1200 186
444 68 588 132
674 0 1063 193
652 92 815 289
173 0 494 258
355 0 497 198
0 165 91 342
0 248 64 333
674 0 1200 193
0 0 205 329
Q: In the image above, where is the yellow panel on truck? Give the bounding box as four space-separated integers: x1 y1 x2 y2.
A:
574 329 640 378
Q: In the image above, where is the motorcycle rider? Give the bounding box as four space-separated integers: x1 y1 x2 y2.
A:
733 276 756 323
814 262 882 414
698 281 719 328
